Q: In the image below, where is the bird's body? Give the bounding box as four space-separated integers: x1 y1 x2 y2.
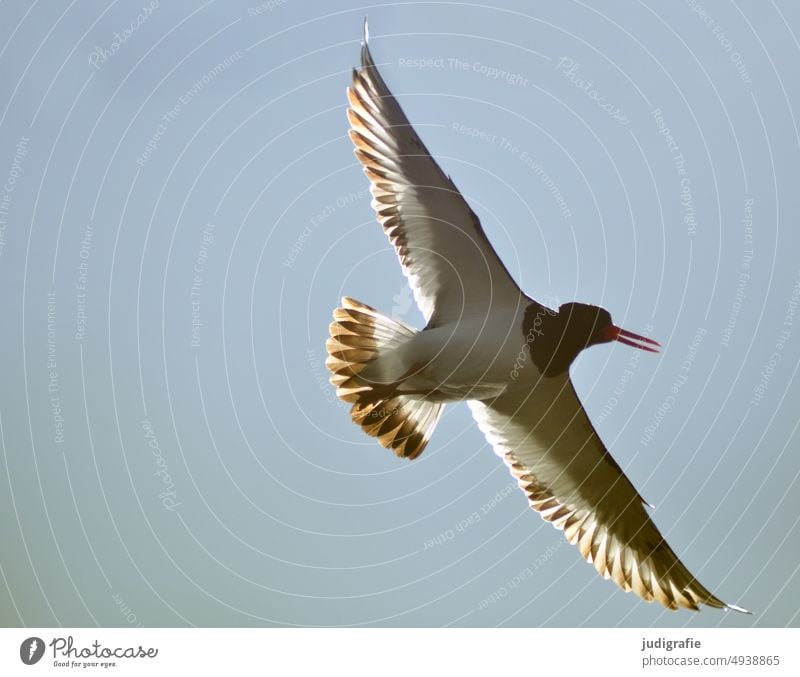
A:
360 302 530 402
325 23 748 614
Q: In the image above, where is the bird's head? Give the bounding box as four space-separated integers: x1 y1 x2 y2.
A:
527 301 660 376
558 302 660 353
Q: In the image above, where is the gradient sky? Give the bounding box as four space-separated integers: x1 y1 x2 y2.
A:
0 0 798 628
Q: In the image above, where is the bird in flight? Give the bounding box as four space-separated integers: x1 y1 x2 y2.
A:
326 23 748 613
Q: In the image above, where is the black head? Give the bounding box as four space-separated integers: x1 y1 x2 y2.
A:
558 302 660 352
524 301 659 376
558 302 614 347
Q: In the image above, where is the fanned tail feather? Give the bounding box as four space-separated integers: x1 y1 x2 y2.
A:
325 297 443 459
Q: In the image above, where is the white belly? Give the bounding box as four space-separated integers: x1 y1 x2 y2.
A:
361 308 541 402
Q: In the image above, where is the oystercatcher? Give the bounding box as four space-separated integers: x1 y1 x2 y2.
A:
326 24 748 613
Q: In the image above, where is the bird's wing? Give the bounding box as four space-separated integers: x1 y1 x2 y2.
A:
468 375 747 612
347 34 522 325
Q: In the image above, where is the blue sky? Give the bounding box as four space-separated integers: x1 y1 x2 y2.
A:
0 0 798 627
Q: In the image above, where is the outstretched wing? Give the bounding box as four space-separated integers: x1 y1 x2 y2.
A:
468 375 748 612
347 33 522 325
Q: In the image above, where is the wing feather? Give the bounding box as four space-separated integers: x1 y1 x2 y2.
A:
348 37 522 324
468 376 748 612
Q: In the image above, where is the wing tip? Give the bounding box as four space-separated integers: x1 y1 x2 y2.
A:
359 18 376 71
724 602 752 614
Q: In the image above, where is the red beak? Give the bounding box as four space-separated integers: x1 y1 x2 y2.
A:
603 325 660 353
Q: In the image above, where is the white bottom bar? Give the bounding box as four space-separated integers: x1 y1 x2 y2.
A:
1 628 797 676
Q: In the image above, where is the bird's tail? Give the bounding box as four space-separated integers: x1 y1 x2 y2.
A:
325 296 443 459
